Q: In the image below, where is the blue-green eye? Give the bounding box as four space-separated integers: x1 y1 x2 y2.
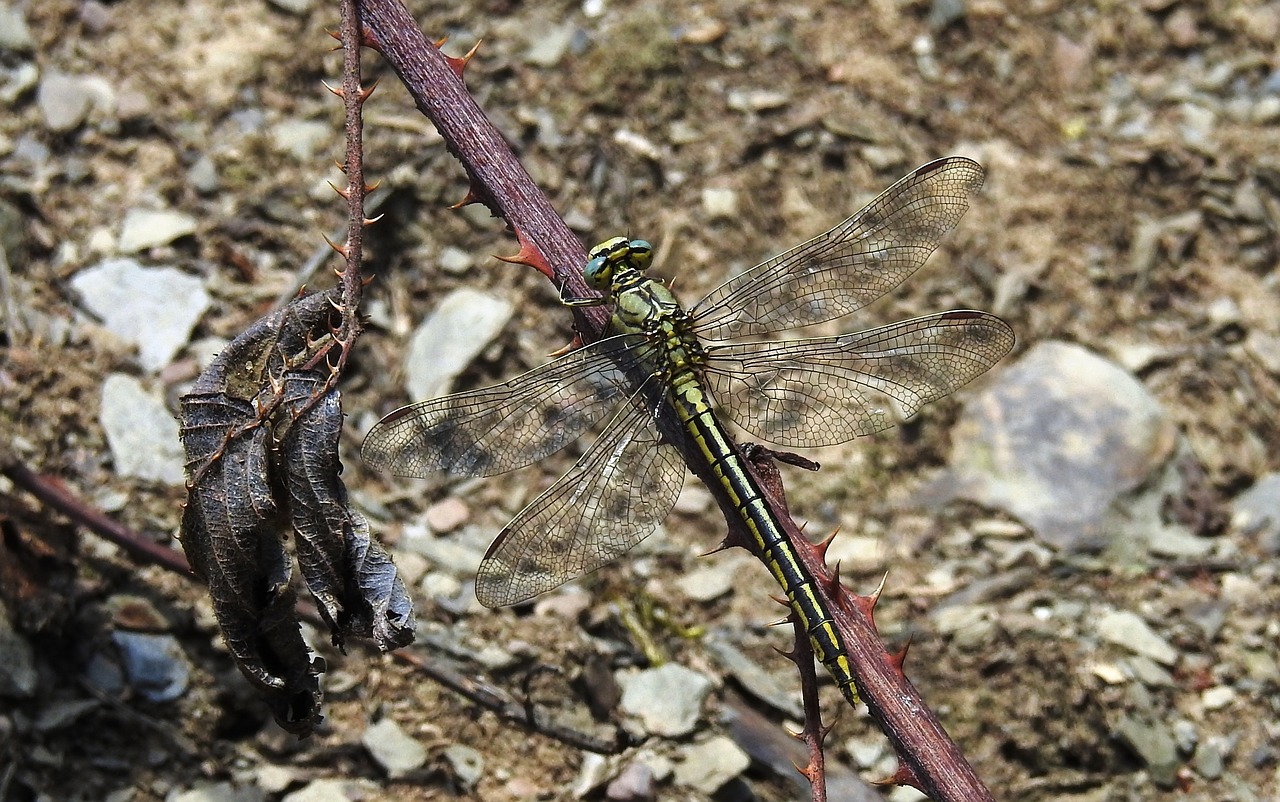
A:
584 256 611 289
628 239 653 270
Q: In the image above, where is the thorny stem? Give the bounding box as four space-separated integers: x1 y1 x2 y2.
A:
358 3 999 799
334 0 368 357
790 619 828 802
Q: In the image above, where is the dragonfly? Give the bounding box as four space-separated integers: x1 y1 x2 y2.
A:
363 157 1014 704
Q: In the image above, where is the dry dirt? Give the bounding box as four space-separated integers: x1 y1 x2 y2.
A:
2 1 1279 801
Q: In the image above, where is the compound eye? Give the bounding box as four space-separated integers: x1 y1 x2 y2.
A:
588 236 627 262
583 255 611 289
628 239 654 270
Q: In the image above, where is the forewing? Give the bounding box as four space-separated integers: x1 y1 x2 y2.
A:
475 384 685 608
692 157 985 338
362 333 652 478
704 311 1014 447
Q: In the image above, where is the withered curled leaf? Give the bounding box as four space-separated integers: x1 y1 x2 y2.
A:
178 289 414 736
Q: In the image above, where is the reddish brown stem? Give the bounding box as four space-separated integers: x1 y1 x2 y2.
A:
335 0 368 350
2 462 192 576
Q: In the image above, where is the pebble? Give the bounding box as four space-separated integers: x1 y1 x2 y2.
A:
270 119 332 161
605 760 654 801
443 743 484 790
0 604 37 698
404 288 513 401
1232 472 1280 554
1095 610 1178 666
187 155 220 194
117 207 198 253
524 21 576 67
704 634 803 719
35 699 100 732
436 245 474 275
925 341 1177 551
0 62 38 107
172 782 264 802
37 71 115 132
424 497 470 534
672 736 750 793
266 0 314 15
1114 715 1179 788
726 88 789 112
0 3 33 52
400 523 486 577
1163 8 1198 48
675 559 739 602
112 630 190 702
98 374 186 484
253 765 297 794
1200 685 1236 710
618 663 714 737
701 187 739 220
1172 718 1198 754
1193 738 1226 780
361 717 427 778
71 258 210 371
281 779 378 802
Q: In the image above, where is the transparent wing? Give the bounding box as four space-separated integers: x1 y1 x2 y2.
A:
691 157 985 339
703 311 1014 447
475 382 685 608
361 333 655 478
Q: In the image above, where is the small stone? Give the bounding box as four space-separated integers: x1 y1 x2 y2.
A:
254 765 298 794
1089 662 1128 685
613 129 662 161
361 718 427 778
404 288 513 401
1164 8 1198 48
188 155 220 194
1200 685 1235 710
72 259 208 371
524 21 576 67
1232 473 1280 554
437 245 474 275
1096 610 1178 666
1172 719 1198 754
266 0 314 15
99 374 186 484
605 759 654 801
443 743 484 789
38 72 101 132
618 663 714 737
112 631 190 702
1193 737 1226 780
0 3 34 52
1114 716 1179 788
424 497 470 534
675 560 738 602
270 119 332 161
701 187 739 220
172 782 264 802
0 605 37 698
282 779 378 802
117 208 198 253
35 699 100 732
726 88 789 112
672 736 750 793
927 0 966 28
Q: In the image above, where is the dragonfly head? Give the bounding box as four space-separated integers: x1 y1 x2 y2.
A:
585 237 654 290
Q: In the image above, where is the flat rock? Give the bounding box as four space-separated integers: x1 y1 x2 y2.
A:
1114 715 1179 788
404 288 513 401
618 663 714 737
0 3 33 52
281 779 379 802
672 736 751 793
118 208 198 253
270 119 332 161
99 374 186 484
71 258 209 371
361 717 427 778
37 71 114 132
1232 472 1280 554
923 341 1178 551
112 630 190 702
0 605 37 698
1096 610 1178 666
172 782 265 802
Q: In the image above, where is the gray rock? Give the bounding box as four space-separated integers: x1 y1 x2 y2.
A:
0 3 33 52
361 717 427 778
172 782 265 802
1233 472 1280 554
99 374 186 484
672 736 751 793
270 119 332 161
437 245 474 275
924 341 1178 551
524 21 576 67
928 0 966 28
705 633 802 719
1193 738 1225 779
282 779 378 802
38 71 115 132
0 605 37 698
1096 610 1178 666
443 743 484 789
675 559 739 603
117 208 198 253
71 258 209 371
0 62 39 106
112 630 190 702
404 288 513 401
188 155 220 194
266 0 314 15
1114 715 1179 788
605 760 655 801
35 699 100 732
618 663 714 737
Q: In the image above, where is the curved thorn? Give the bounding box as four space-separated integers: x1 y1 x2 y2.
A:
321 79 342 97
